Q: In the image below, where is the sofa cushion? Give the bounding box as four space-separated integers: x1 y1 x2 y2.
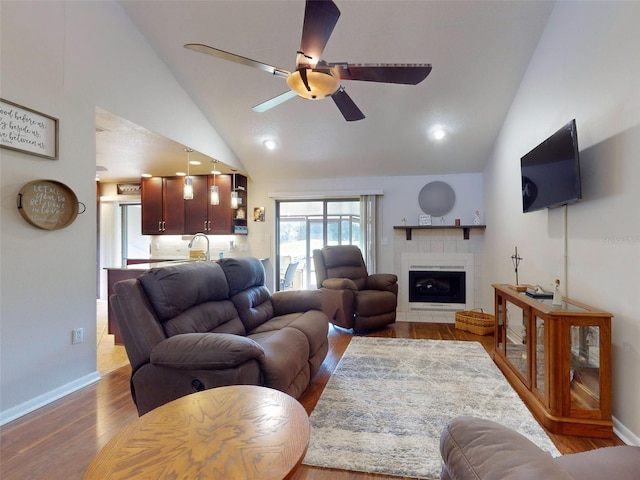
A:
231 285 275 332
271 289 324 314
355 289 397 316
554 445 640 480
248 327 309 395
320 245 368 290
440 416 571 480
250 310 328 360
219 257 265 296
150 333 264 369
163 300 246 337
138 262 229 322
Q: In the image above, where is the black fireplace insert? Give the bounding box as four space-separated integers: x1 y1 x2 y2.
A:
408 270 466 304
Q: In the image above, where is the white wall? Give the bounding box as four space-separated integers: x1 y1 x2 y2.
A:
248 173 483 277
483 1 640 443
0 1 238 423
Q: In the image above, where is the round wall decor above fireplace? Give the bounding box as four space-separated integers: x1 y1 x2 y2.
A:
418 181 456 217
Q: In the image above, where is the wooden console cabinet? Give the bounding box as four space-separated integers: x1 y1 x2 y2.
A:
493 284 613 438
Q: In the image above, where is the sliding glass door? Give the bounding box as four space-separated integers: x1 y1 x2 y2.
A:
276 199 360 290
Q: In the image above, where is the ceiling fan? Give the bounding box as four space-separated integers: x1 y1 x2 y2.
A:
184 0 432 121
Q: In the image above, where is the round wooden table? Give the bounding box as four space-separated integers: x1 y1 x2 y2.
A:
84 385 310 480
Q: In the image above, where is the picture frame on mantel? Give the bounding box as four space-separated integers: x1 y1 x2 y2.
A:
418 214 432 226
0 98 59 160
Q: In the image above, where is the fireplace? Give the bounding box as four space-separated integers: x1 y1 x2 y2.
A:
409 270 466 304
401 253 474 313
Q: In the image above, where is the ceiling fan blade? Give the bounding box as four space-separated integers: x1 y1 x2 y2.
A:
184 43 290 78
252 90 299 113
298 0 341 67
331 87 365 122
331 63 432 85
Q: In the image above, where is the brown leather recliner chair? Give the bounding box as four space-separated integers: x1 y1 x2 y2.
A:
313 245 398 333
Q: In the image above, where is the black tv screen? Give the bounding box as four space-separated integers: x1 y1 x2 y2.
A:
521 119 582 213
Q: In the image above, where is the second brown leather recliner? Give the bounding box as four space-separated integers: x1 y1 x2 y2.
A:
313 245 398 333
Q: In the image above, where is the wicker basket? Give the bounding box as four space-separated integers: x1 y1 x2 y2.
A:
455 309 495 335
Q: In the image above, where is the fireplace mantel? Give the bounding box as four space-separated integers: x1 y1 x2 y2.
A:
394 225 486 241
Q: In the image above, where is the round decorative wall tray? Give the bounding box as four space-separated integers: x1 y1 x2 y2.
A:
418 181 456 217
17 179 83 230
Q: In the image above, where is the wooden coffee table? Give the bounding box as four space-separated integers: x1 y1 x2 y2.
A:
84 385 310 479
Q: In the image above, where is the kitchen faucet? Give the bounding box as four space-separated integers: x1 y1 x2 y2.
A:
187 233 210 261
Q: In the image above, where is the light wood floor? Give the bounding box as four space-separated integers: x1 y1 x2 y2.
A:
96 300 129 375
1 321 624 480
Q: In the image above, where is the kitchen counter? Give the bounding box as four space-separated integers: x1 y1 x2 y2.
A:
107 259 194 271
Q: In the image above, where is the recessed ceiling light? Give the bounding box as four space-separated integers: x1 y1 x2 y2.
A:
176 171 186 177
141 173 152 178
432 129 446 140
189 160 201 166
263 139 278 150
428 124 448 141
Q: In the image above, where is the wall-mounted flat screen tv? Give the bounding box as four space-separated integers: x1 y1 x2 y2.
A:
521 119 582 213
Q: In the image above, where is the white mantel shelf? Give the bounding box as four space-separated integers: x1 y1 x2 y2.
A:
393 225 487 241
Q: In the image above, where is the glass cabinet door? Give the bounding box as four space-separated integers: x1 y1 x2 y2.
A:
570 325 601 411
505 301 528 382
534 316 546 401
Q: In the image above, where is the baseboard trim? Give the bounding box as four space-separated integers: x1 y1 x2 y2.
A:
613 415 640 446
0 371 101 426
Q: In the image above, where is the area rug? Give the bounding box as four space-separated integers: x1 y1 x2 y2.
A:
302 337 559 479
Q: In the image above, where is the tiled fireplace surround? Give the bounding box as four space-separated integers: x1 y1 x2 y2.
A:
393 228 484 323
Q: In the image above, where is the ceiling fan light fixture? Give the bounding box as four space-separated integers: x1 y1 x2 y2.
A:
286 69 340 100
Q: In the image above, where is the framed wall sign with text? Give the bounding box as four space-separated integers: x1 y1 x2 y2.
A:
418 214 432 226
0 99 59 159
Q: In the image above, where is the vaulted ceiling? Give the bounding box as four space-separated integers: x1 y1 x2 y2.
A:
97 0 554 183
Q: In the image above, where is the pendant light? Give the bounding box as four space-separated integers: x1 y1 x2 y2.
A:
183 148 194 200
230 170 239 209
210 160 220 206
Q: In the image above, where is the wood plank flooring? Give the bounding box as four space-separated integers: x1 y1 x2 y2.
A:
0 322 624 480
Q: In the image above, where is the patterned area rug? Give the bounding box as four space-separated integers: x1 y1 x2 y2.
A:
303 338 559 479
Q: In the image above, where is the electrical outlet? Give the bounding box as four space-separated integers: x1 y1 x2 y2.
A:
72 328 83 344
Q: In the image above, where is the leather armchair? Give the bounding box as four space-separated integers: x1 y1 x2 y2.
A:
313 245 398 332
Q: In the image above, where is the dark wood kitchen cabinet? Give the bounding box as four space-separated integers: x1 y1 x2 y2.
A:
232 174 248 235
141 176 185 234
184 174 233 234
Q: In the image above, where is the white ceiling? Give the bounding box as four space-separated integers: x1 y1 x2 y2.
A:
97 0 554 183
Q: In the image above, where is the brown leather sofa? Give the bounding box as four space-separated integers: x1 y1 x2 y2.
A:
110 257 329 415
313 245 398 332
440 416 640 480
